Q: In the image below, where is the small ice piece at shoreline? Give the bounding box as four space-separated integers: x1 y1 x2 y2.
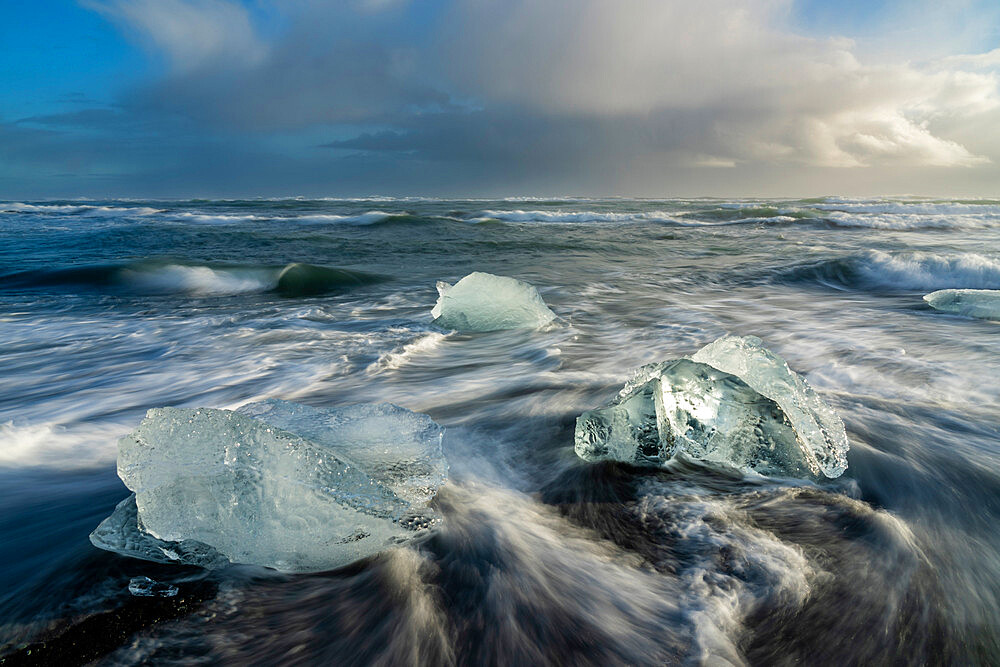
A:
128 576 178 597
91 400 446 573
575 335 849 479
431 272 557 332
923 289 1000 321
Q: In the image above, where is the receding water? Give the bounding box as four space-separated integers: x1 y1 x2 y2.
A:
1 197 998 665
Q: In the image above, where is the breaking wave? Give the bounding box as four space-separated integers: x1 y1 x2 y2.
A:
465 207 813 226
171 211 403 226
814 198 1000 216
0 260 383 297
0 202 162 216
784 250 1000 291
292 211 399 225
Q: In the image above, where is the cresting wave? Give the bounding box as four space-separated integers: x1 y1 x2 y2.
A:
464 209 807 226
0 260 384 297
466 209 682 224
813 199 1000 215
0 204 406 226
782 250 1000 291
172 211 403 225
0 202 163 216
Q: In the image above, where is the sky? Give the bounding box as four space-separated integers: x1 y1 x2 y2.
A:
1 0 1000 198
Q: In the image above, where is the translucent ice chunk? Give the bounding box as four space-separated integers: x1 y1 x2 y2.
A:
91 401 446 573
923 289 1000 321
235 399 448 506
129 576 178 597
90 494 230 568
431 272 557 332
692 335 849 478
575 336 849 479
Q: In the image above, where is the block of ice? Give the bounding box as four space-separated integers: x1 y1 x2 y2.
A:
431 272 557 332
235 399 448 506
575 336 849 479
128 576 178 597
923 289 1000 321
91 400 446 573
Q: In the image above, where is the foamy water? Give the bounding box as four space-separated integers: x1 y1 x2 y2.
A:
1 196 998 664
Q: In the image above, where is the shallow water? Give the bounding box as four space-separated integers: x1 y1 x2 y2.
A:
0 197 998 664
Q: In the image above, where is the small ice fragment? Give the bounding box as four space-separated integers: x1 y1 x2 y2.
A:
431 272 557 332
128 576 178 597
91 400 447 573
575 335 849 479
923 289 1000 321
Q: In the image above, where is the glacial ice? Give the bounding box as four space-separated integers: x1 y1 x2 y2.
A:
128 576 178 597
575 336 849 479
431 272 557 332
923 289 1000 321
90 399 446 573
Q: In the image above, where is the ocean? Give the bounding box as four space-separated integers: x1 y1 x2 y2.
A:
1 197 998 664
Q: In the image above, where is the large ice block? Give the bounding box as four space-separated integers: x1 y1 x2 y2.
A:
91 400 446 572
431 272 557 332
923 289 1000 321
235 399 448 506
575 336 849 479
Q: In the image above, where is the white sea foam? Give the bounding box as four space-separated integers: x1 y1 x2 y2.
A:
855 250 1000 290
369 332 449 372
0 420 125 467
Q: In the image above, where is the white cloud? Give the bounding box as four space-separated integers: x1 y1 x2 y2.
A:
85 0 266 72
441 0 999 167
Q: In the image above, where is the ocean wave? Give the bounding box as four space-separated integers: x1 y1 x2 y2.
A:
120 264 275 295
0 202 163 216
466 208 808 226
0 260 383 297
823 211 1000 230
169 212 265 224
292 211 398 225
814 199 1000 216
467 209 683 224
785 250 1000 291
683 206 818 222
165 210 403 225
675 214 801 226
